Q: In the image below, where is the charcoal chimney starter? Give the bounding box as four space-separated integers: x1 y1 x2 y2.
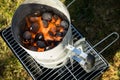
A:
12 0 73 69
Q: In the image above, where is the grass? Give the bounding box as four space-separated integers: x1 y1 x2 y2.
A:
0 0 32 79
0 0 120 80
102 51 120 80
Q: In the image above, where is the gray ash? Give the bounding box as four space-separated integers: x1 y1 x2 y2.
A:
60 20 69 30
42 12 52 21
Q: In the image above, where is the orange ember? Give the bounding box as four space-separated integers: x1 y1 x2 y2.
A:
23 13 68 52
38 48 44 52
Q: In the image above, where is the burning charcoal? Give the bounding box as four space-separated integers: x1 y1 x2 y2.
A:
62 30 67 36
49 31 55 37
53 15 58 21
28 46 38 51
37 41 46 48
60 20 69 29
38 48 44 52
50 26 56 34
35 33 44 41
30 23 39 33
56 26 61 32
30 39 34 44
54 41 60 46
23 31 32 40
42 20 48 28
45 46 53 51
46 40 54 45
29 17 39 22
42 12 52 21
56 32 63 37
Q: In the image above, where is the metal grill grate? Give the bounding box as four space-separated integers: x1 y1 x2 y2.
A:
0 25 109 80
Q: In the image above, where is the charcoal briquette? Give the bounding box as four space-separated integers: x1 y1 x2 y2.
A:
42 12 52 21
60 20 69 29
42 20 48 28
23 31 32 40
54 41 60 46
46 40 54 45
30 23 39 33
53 15 58 20
56 32 63 37
29 16 40 22
62 30 67 36
35 33 44 41
28 46 38 51
48 31 55 36
30 39 34 44
37 41 46 48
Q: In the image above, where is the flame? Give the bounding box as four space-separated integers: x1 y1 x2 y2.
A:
38 17 55 41
38 48 44 52
51 17 56 23
55 36 62 41
55 17 61 26
33 42 37 46
25 15 64 52
26 17 31 28
31 33 36 39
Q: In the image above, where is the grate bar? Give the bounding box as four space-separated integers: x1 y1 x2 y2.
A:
16 49 25 55
27 60 38 68
60 65 82 80
22 55 31 62
3 30 11 36
64 65 78 80
7 36 13 41
12 44 20 49
5 34 12 40
14 47 21 52
52 68 68 80
39 68 50 75
18 50 26 56
47 60 78 80
45 67 66 79
46 68 62 79
0 25 109 80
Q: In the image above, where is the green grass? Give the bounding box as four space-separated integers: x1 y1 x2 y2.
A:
0 0 32 80
0 0 120 80
0 0 23 29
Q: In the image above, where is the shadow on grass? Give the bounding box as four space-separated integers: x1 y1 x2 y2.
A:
0 55 13 79
0 59 6 79
64 0 120 61
64 0 120 79
0 54 31 79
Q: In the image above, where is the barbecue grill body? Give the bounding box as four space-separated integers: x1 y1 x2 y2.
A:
11 0 72 68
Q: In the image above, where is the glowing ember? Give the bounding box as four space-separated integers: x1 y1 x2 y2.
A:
22 12 68 52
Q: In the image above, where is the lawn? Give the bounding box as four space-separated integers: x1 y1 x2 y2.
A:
0 0 120 80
